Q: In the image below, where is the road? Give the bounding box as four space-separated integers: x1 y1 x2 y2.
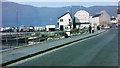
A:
9 28 119 66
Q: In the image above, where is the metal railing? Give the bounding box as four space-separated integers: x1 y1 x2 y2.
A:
1 29 88 50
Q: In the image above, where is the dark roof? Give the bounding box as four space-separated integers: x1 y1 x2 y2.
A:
92 14 101 18
58 12 72 19
111 18 116 20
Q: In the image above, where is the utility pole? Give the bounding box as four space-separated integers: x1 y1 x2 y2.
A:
70 6 72 18
16 8 19 46
50 17 52 25
16 9 18 29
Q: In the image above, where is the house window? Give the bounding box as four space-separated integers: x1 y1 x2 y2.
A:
60 19 63 22
65 27 68 29
69 19 71 22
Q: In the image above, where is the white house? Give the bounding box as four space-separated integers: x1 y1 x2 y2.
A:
74 10 90 23
91 14 100 26
58 12 72 31
91 10 111 27
74 10 90 29
110 16 117 28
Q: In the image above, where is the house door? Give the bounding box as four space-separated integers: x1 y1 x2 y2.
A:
60 25 64 31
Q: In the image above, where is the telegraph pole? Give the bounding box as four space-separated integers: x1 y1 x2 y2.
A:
16 9 18 29
50 17 52 25
70 6 72 18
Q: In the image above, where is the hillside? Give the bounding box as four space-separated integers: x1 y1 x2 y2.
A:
2 2 117 27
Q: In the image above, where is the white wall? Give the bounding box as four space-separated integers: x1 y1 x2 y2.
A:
90 17 100 31
89 16 92 24
91 17 100 26
63 25 70 31
74 10 90 23
46 25 55 28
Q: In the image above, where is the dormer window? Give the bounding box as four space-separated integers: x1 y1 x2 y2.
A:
60 19 63 22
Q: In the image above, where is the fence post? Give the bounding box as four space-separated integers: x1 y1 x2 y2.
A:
10 32 11 48
16 32 19 47
39 31 40 42
25 32 27 45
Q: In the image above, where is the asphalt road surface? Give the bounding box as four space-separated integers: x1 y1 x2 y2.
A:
10 28 119 66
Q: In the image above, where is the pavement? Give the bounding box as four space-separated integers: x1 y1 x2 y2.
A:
1 29 106 66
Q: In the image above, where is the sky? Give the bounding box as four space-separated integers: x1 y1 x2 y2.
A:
17 2 118 7
2 0 119 7
3 0 120 2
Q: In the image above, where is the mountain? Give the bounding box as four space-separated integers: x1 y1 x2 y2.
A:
2 2 117 27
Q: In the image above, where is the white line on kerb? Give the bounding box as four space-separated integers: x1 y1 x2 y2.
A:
7 32 104 66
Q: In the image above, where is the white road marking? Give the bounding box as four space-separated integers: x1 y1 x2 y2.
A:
7 32 105 66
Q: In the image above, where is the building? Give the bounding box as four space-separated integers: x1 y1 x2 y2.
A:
34 26 45 31
0 27 11 32
74 10 90 29
29 26 34 32
89 15 93 24
110 16 117 28
20 25 25 32
46 25 56 31
92 10 111 27
91 14 100 26
117 8 120 27
74 10 90 23
58 12 72 31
